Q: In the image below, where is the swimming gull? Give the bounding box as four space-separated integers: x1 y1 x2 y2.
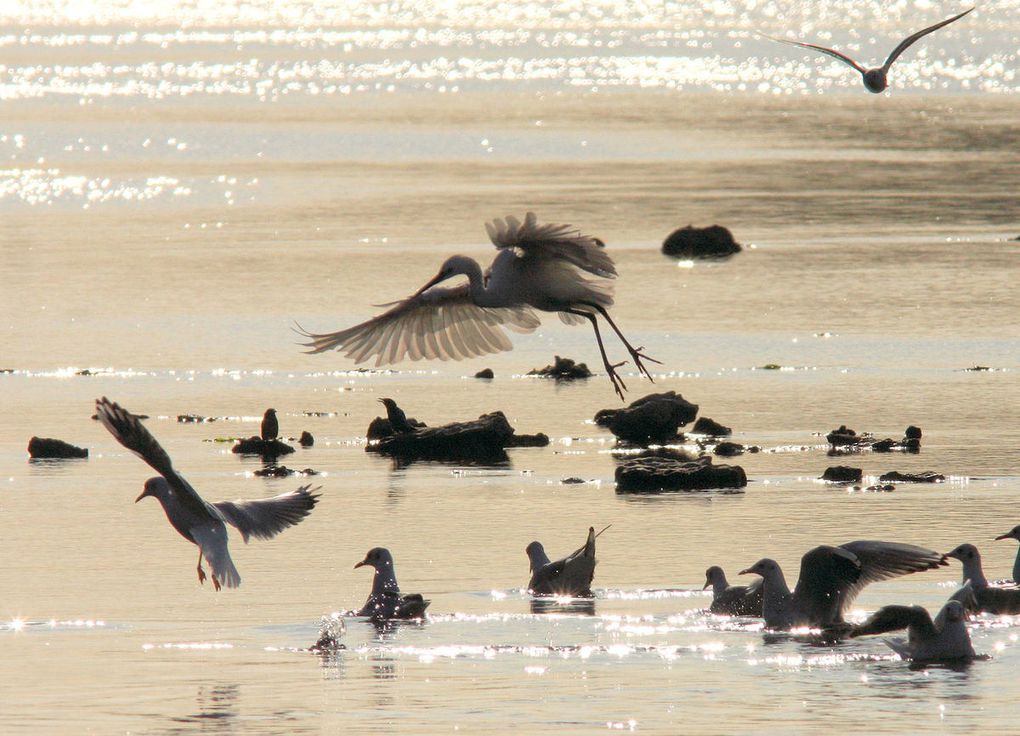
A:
704 566 764 617
994 525 1020 584
739 540 947 630
527 526 598 597
763 7 973 93
850 585 977 662
260 408 279 441
96 397 320 590
945 543 1020 615
355 547 430 620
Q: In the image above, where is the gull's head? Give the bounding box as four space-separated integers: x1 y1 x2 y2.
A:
704 566 725 590
739 559 779 578
862 69 888 94
946 544 980 564
355 547 394 571
943 600 967 624
264 408 276 417
378 398 397 410
525 541 545 570
995 525 1020 542
136 477 170 503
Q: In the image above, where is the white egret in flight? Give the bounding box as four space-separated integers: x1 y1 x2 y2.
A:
297 213 659 399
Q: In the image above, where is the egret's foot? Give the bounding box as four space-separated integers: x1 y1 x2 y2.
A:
197 564 207 585
212 575 222 592
605 360 629 401
629 346 662 381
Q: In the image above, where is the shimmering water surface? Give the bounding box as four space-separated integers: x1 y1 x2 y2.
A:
2 1 1019 733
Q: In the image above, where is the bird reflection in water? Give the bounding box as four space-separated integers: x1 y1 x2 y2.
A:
170 684 240 730
530 597 597 616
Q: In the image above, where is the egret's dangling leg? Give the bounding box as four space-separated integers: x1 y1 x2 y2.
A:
584 302 661 381
566 308 628 400
196 549 207 585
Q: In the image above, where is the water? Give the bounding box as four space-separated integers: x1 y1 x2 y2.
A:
2 1 1020 733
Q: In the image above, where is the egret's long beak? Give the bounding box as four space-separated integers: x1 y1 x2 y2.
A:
995 533 1013 541
135 488 150 503
412 271 446 298
354 559 368 569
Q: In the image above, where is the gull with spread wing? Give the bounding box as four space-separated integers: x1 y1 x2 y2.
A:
763 8 973 93
96 397 320 590
297 213 659 399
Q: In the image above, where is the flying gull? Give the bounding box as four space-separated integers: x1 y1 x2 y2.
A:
96 397 320 590
763 8 974 93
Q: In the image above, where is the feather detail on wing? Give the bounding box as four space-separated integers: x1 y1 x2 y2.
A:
213 485 321 543
882 8 974 70
191 522 241 588
486 212 616 278
296 285 540 366
761 34 866 74
95 396 209 518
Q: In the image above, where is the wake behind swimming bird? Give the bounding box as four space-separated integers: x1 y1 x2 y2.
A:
297 213 659 400
763 7 973 93
95 397 321 590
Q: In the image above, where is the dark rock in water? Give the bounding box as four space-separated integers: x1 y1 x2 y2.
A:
871 436 920 454
561 477 587 484
616 455 746 492
822 466 863 483
713 441 744 457
692 417 732 436
367 411 520 462
474 368 494 379
826 425 860 446
878 470 945 483
865 483 896 492
505 432 550 448
28 437 88 459
232 436 295 457
299 431 314 447
905 425 922 440
662 224 742 259
614 447 698 463
366 414 427 440
178 414 214 423
870 438 897 452
0 368 13 374
528 355 592 380
595 391 698 445
253 465 318 477
963 365 991 372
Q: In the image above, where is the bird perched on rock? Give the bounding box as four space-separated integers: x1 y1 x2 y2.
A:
354 547 430 621
850 585 977 662
260 408 279 441
994 525 1020 584
704 566 764 617
945 543 1020 615
378 398 415 434
763 7 973 93
297 212 660 400
527 526 598 597
95 397 320 590
739 540 947 630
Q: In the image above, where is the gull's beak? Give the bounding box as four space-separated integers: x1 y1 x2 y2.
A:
995 533 1013 541
354 559 367 569
135 488 150 503
702 579 711 590
944 551 960 561
738 567 753 576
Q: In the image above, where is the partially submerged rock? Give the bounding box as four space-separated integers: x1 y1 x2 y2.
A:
878 471 945 483
662 224 742 259
178 414 215 423
505 432 550 448
527 355 592 380
826 425 863 447
595 391 698 445
367 411 537 462
367 415 427 440
822 466 863 483
299 431 315 447
712 441 744 457
232 437 295 457
615 455 746 492
474 368 494 379
28 437 88 459
691 417 732 436
253 465 318 477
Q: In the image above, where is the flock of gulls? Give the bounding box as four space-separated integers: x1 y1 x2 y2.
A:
79 7 998 668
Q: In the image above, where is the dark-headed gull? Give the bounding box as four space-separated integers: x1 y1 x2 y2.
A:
994 525 1020 584
704 566 764 617
945 543 1020 615
740 540 947 630
764 8 973 93
527 526 598 597
355 547 430 620
96 397 320 590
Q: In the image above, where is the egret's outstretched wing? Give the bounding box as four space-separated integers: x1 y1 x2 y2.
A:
882 8 974 70
486 212 616 278
95 397 210 518
213 485 321 543
762 34 866 74
296 285 541 366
